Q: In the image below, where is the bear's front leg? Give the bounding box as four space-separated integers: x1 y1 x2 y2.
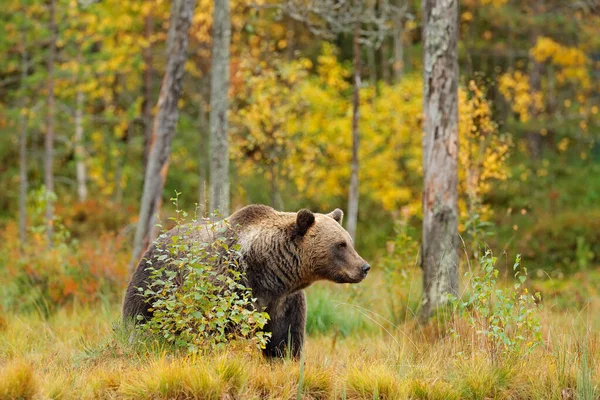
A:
263 291 306 359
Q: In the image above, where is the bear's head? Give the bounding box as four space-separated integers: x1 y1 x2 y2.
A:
295 208 370 284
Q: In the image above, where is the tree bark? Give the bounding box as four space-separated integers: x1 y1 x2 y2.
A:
392 11 404 82
129 0 197 272
209 0 231 217
420 0 459 323
45 0 57 243
347 23 361 242
197 87 209 217
142 13 154 170
74 88 88 202
19 36 28 247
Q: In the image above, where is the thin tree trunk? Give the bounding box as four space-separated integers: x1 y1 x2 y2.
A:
367 44 377 87
114 123 131 204
209 0 231 217
45 0 57 243
392 12 404 82
142 13 154 170
198 90 209 217
19 36 28 247
420 0 459 323
74 88 88 202
381 37 390 84
129 0 197 272
347 23 361 242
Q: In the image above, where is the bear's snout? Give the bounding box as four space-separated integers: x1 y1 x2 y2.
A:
361 263 371 274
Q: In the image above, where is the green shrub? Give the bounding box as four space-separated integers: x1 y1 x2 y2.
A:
137 195 270 353
450 251 543 363
520 210 600 274
381 217 420 326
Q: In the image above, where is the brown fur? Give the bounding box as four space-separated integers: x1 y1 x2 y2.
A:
122 204 369 358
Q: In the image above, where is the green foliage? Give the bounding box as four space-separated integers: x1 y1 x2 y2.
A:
576 340 596 400
136 195 270 353
381 216 420 325
305 286 374 337
521 209 600 274
450 251 543 363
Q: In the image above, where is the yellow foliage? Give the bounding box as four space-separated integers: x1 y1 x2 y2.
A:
498 71 543 122
232 46 509 221
530 37 591 90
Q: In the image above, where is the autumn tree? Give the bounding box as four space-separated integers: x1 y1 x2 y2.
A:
130 0 198 270
209 0 231 216
273 0 399 241
420 0 459 322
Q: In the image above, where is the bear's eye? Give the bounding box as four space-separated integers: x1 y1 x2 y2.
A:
337 242 347 249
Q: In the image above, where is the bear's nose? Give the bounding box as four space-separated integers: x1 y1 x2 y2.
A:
361 263 371 274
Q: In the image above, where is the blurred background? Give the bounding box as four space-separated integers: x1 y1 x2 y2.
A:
0 0 598 321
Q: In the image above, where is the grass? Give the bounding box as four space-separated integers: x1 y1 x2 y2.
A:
0 269 599 399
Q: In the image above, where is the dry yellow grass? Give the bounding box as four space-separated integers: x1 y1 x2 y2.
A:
1 271 599 399
0 302 598 400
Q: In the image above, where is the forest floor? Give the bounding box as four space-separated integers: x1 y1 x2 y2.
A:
1 270 599 400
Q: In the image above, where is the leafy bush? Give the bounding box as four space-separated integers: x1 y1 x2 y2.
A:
136 197 270 353
450 251 543 363
520 209 600 274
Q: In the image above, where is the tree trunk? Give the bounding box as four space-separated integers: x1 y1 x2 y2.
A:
381 37 390 84
367 44 377 87
347 23 361 242
45 0 57 243
74 88 88 202
129 0 197 272
142 13 154 170
19 37 28 247
197 89 209 217
392 12 404 82
209 0 231 217
420 0 459 323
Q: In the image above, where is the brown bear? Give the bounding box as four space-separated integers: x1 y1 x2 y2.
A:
122 204 370 358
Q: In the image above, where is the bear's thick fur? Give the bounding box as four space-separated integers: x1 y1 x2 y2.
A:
122 204 370 358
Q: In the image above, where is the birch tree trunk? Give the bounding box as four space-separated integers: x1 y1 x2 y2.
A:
347 23 361 242
197 90 209 217
209 0 231 217
392 12 404 82
45 0 57 243
142 13 154 170
74 88 88 202
19 38 28 247
129 0 197 272
420 0 459 323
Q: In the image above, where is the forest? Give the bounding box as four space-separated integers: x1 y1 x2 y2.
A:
0 0 599 398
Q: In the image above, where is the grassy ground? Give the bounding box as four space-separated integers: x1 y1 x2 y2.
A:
1 269 599 400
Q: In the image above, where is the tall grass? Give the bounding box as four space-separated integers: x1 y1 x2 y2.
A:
0 279 598 399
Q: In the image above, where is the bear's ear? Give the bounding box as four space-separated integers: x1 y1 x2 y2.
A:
296 209 315 236
327 208 344 225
